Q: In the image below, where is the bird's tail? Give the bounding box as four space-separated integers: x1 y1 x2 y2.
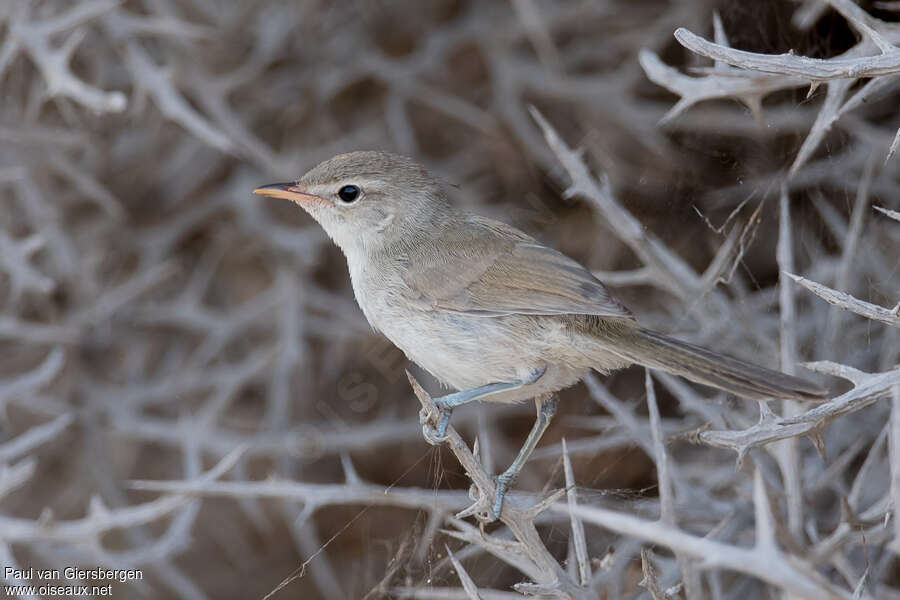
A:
612 328 828 402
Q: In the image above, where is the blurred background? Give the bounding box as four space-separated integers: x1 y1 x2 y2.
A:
1 0 898 598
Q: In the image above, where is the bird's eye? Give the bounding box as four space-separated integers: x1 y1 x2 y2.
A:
337 185 360 203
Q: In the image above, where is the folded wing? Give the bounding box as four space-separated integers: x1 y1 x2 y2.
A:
401 217 634 320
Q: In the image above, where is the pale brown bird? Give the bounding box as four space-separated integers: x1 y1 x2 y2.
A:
254 151 827 518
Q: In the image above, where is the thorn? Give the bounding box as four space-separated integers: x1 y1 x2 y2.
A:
406 370 430 402
757 401 777 424
840 497 855 524
746 96 764 128
525 488 566 518
853 568 869 600
527 103 545 128
60 29 86 62
712 10 729 48
807 429 827 460
735 446 748 471
513 581 560 595
294 503 316 526
806 81 820 99
88 495 108 516
455 503 480 520
340 452 362 485
38 507 54 527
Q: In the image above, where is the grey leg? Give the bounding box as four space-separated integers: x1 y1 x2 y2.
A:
421 367 546 443
492 393 558 518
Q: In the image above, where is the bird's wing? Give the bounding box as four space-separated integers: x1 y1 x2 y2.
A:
401 217 634 320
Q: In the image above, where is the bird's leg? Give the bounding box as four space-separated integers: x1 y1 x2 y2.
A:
419 367 545 444
492 393 558 519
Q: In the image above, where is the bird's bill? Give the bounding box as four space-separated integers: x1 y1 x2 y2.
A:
253 183 333 207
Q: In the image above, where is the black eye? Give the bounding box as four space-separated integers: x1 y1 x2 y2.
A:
338 185 360 203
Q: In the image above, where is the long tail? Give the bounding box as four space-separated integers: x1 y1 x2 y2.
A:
615 328 828 401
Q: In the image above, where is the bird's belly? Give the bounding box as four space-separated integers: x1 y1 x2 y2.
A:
392 313 526 386
370 305 588 402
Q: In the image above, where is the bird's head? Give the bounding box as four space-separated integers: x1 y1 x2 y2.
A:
254 151 452 257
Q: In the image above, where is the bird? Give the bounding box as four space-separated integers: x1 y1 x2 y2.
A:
254 150 827 518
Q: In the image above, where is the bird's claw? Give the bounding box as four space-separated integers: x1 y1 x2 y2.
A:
418 405 452 445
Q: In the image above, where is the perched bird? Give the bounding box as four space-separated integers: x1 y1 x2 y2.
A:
254 151 827 518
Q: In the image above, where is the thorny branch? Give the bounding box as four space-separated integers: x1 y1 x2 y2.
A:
1 0 898 598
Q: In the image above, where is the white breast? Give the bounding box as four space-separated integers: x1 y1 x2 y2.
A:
348 260 592 401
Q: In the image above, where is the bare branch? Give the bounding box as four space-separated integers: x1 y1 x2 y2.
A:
785 273 900 328
119 40 232 151
889 384 900 554
408 372 590 599
9 2 127 112
646 371 699 598
874 205 900 222
446 545 482 600
699 367 900 453
639 49 804 125
0 414 73 463
0 348 66 403
530 106 702 300
639 549 666 600
553 502 854 599
0 494 189 544
776 185 803 538
674 28 900 81
562 439 590 586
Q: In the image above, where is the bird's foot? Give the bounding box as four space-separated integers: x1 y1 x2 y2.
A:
491 471 518 520
456 471 519 523
419 404 452 445
458 478 504 524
